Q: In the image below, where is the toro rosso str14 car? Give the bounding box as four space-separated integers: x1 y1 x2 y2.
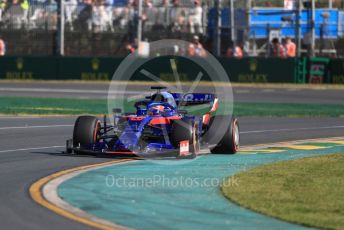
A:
66 87 239 158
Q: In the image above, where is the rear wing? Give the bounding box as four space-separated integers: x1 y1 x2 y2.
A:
172 93 217 106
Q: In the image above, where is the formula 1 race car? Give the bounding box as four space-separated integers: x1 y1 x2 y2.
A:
66 87 239 158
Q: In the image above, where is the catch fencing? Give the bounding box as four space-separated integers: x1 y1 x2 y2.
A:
0 0 343 57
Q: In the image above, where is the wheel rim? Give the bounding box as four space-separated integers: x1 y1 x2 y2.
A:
232 119 240 151
192 123 200 154
93 120 101 143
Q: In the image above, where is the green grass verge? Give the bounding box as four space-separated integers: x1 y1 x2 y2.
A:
1 96 344 117
222 154 344 230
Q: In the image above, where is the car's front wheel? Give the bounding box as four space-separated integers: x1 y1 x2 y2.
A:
73 116 101 153
171 119 199 158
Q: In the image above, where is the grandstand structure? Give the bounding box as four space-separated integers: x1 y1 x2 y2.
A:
0 0 343 57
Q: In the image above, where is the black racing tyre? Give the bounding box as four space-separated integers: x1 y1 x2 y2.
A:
171 118 200 158
207 115 239 154
73 116 101 150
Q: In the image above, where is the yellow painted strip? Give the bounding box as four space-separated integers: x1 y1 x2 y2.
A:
30 159 133 230
238 151 257 155
279 145 327 150
239 136 344 150
325 141 344 145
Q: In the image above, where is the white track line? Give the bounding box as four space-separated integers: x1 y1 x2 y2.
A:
241 125 344 134
0 145 64 153
1 136 343 154
0 87 148 95
2 123 344 134
1 124 343 154
0 124 73 130
0 116 71 119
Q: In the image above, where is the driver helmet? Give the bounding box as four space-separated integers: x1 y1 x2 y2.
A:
148 105 164 115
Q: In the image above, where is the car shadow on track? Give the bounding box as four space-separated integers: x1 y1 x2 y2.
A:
30 150 145 160
30 150 194 161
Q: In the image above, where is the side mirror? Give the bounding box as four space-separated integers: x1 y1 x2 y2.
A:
112 108 122 114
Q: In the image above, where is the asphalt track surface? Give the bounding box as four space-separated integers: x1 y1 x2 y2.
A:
0 71 342 229
1 81 344 104
0 115 344 229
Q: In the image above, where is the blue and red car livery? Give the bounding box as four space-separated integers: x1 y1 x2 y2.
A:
66 87 239 158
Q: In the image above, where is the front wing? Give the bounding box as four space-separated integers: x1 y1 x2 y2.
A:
66 139 197 158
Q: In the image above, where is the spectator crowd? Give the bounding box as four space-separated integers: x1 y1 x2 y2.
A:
0 0 205 33
0 0 301 58
268 37 296 58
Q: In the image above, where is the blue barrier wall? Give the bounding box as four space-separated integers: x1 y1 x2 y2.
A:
208 8 341 39
250 8 339 39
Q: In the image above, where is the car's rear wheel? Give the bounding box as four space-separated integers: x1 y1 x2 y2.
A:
73 116 101 153
207 115 239 154
171 119 199 158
